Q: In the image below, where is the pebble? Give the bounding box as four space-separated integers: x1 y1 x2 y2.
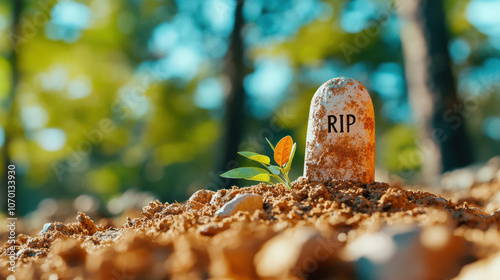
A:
215 194 263 218
40 223 53 234
304 77 375 184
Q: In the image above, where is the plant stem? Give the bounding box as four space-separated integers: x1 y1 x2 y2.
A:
283 172 291 188
278 171 291 189
274 174 288 186
259 163 287 186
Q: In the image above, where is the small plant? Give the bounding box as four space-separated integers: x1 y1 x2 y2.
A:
221 135 296 189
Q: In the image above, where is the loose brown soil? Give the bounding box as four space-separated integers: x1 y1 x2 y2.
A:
2 176 500 280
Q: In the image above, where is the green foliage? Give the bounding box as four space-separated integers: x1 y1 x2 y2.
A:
381 125 420 172
221 136 297 189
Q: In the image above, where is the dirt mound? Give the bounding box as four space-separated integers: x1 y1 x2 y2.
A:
2 177 500 279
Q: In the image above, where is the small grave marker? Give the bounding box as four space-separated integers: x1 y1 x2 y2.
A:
304 77 375 184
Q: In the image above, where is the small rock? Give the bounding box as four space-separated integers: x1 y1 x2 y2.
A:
215 194 263 218
189 189 215 205
40 223 52 234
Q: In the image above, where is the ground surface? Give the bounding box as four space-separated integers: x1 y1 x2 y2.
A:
2 176 500 280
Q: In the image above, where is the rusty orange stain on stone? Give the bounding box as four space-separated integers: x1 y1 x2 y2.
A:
304 77 375 184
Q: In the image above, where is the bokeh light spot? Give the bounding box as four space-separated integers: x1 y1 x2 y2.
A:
35 128 66 151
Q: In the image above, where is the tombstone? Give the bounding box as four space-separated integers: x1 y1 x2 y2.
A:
304 77 375 184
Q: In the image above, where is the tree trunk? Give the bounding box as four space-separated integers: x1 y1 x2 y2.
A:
217 1 246 188
3 0 22 170
398 0 474 185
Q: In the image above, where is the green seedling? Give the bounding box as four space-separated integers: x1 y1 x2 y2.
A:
221 135 297 189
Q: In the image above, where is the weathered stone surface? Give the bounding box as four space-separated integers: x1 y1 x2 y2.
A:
304 77 375 183
215 194 263 218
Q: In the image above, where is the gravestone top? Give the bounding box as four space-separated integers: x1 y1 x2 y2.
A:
304 77 375 184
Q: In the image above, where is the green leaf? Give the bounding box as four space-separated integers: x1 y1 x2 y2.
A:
265 137 275 151
283 143 296 173
238 151 271 165
220 167 271 182
268 165 281 175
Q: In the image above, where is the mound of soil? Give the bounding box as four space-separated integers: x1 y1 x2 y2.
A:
2 177 500 280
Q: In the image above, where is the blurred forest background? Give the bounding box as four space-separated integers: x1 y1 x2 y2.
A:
0 0 499 221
